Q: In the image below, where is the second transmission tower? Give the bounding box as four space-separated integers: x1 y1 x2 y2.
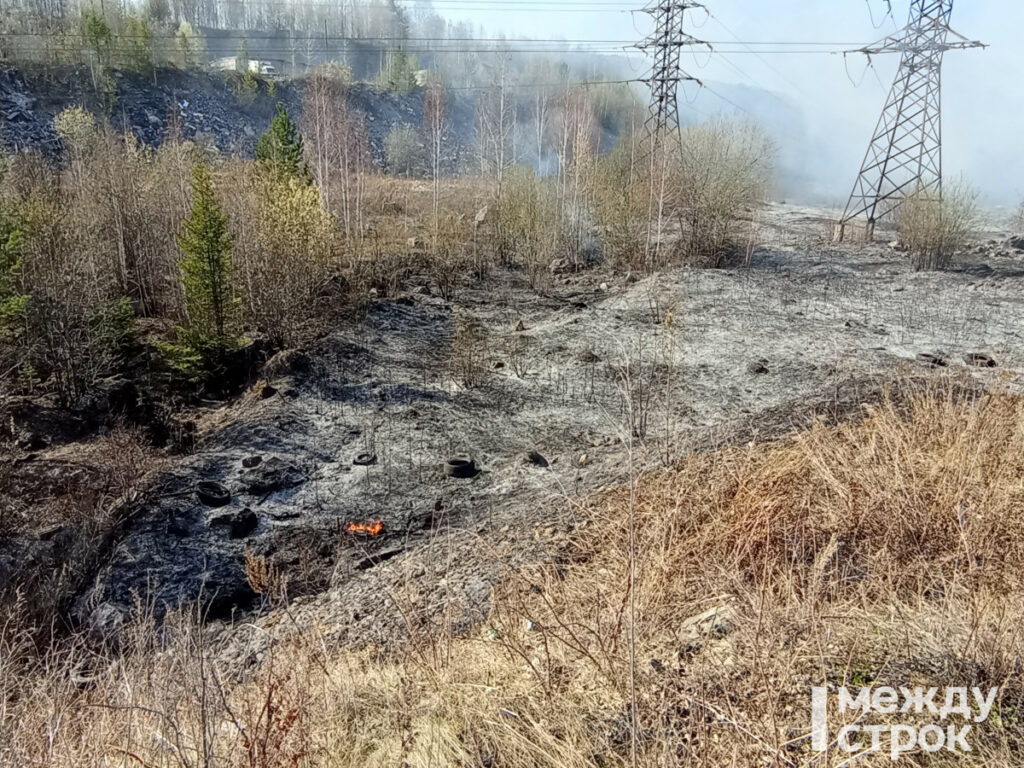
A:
835 0 983 242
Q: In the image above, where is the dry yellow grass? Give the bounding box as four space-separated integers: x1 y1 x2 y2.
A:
896 184 979 271
3 379 1024 766
0 426 161 629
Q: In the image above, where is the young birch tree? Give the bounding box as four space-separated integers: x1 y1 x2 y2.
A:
423 79 448 238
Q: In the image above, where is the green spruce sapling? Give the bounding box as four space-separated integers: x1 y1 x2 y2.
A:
162 161 242 381
256 102 310 181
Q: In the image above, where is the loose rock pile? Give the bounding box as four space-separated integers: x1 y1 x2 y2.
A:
972 236 1024 260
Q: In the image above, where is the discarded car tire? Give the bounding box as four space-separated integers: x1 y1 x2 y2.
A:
526 451 549 468
197 481 231 508
209 508 259 539
444 458 478 479
353 453 378 466
916 353 948 368
964 353 997 368
242 455 263 469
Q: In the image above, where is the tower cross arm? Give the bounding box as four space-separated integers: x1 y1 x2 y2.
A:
641 0 706 14
640 74 703 86
637 34 712 50
848 24 985 56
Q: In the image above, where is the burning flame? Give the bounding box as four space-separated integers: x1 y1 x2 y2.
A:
345 520 384 536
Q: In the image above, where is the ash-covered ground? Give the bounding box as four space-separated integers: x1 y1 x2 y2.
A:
19 203 1024 650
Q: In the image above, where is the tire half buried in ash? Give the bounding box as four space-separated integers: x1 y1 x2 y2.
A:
444 458 478 479
197 481 231 508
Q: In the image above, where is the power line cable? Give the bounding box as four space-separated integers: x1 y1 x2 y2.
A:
864 0 893 29
2 38 855 56
700 83 755 117
0 31 868 45
705 10 810 97
842 51 873 88
446 77 637 90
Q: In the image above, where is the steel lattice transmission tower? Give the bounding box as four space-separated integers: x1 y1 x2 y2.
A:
835 0 983 242
638 1 704 141
637 2 706 267
639 1 704 142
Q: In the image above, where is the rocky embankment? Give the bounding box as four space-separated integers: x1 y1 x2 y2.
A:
0 65 473 168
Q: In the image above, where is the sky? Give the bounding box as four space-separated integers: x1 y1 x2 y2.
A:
435 0 1022 208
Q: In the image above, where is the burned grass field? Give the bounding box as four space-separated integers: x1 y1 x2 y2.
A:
0 9 1021 757
4 195 1024 766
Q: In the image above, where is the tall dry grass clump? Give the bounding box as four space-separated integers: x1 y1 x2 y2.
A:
429 211 471 300
600 383 1024 599
897 183 979 270
480 379 1024 765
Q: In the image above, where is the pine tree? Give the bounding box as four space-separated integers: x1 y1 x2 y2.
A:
256 102 309 181
0 204 27 344
376 49 419 94
170 161 240 375
176 21 203 69
123 16 153 75
81 8 112 67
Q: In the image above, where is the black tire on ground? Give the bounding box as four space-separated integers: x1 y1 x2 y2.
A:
353 453 378 466
964 353 997 368
917 353 948 368
197 481 231 508
527 452 549 468
242 455 263 469
444 458 478 479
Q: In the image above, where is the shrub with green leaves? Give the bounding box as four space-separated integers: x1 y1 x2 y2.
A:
239 172 336 346
593 135 648 270
495 166 560 288
93 295 137 357
311 61 352 85
122 16 153 74
235 69 260 105
175 21 203 68
235 39 249 73
495 166 541 264
80 8 112 67
54 106 98 159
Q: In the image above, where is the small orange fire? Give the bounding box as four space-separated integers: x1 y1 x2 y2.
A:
345 520 384 536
